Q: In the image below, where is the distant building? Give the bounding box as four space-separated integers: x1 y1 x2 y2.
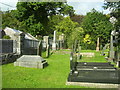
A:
3 27 38 40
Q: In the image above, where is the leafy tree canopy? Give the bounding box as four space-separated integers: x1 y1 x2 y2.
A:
55 16 78 36
2 10 21 30
103 2 120 30
14 2 75 36
82 9 113 46
70 14 84 25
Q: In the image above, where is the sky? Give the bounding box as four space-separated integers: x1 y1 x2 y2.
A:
0 0 111 15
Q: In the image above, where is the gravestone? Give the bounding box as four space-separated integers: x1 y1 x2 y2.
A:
52 31 57 50
67 51 120 88
70 52 77 75
109 30 120 67
101 44 109 56
42 36 46 49
46 45 50 58
77 45 81 60
109 31 115 60
14 33 25 55
43 36 50 57
37 41 42 56
59 34 64 49
96 37 100 51
14 55 48 68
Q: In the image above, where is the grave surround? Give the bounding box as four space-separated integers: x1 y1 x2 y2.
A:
14 55 48 68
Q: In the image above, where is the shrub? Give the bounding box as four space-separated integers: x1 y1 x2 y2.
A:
3 35 11 39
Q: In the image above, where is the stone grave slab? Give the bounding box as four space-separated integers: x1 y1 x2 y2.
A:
67 61 120 88
14 55 48 68
68 70 120 84
77 62 112 66
76 62 116 71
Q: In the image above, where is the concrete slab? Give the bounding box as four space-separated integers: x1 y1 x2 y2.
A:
68 70 120 84
66 81 119 88
14 55 48 68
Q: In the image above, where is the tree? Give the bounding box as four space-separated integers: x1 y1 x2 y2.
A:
68 27 84 48
70 14 84 25
15 2 75 36
103 2 120 30
55 17 79 48
48 15 64 36
82 9 113 50
56 17 78 36
2 10 21 30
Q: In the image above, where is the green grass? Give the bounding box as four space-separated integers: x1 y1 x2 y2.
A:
79 50 108 62
2 50 116 89
2 50 84 88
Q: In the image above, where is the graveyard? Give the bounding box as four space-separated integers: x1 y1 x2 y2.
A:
2 50 114 88
1 1 120 89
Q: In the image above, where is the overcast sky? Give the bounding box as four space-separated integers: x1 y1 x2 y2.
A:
0 0 110 15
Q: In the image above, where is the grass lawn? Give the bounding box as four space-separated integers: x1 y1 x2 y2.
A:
2 50 116 89
80 50 108 62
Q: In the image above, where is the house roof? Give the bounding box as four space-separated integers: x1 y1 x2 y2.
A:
4 27 38 40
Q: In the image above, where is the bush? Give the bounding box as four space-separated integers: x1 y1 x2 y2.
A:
3 35 11 39
81 43 96 50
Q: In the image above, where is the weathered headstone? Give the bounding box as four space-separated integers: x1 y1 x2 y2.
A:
96 37 100 51
70 52 77 75
109 31 115 60
101 44 109 56
43 36 47 48
43 36 49 45
52 31 57 50
37 41 42 56
14 55 48 68
14 33 25 55
43 36 50 57
59 34 64 49
77 45 81 60
46 45 50 58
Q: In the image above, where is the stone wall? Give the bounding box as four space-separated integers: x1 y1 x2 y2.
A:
0 39 14 54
